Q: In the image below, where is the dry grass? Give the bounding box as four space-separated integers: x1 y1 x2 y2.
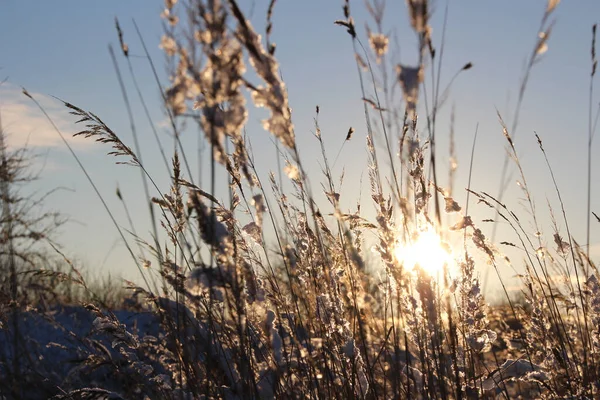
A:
1 0 600 398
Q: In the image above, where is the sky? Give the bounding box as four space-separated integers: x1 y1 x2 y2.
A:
1 0 600 300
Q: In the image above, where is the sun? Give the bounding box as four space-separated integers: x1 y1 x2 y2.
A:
395 226 454 277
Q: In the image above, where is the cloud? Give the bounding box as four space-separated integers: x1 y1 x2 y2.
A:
0 83 91 150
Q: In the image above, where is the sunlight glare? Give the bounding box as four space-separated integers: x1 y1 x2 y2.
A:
395 227 454 277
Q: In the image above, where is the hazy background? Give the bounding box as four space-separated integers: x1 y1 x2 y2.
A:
1 1 599 300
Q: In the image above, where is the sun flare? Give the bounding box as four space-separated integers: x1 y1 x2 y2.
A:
395 226 454 277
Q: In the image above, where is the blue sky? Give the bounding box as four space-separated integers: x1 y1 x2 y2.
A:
1 1 599 298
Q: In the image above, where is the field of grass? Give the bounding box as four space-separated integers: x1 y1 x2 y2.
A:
1 0 600 398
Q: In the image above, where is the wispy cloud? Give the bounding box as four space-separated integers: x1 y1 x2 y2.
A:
0 83 91 150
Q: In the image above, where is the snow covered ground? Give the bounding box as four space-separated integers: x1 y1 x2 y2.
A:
0 306 166 398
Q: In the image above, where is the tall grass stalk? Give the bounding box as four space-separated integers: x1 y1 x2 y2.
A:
5 0 600 398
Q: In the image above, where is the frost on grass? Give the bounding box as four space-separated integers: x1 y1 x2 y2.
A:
16 0 600 398
396 64 423 118
482 359 547 393
367 28 389 63
229 1 296 150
